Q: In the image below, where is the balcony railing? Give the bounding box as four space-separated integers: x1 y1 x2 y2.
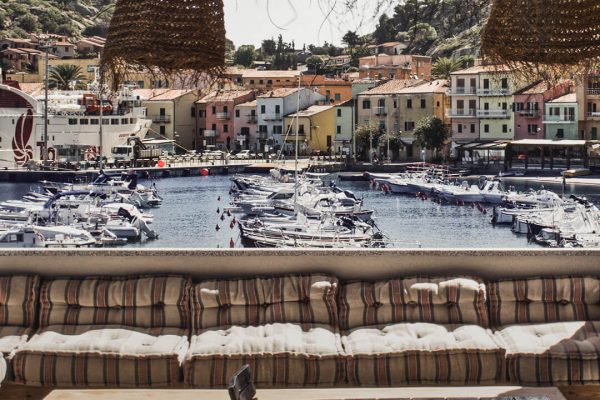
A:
203 130 217 137
257 132 268 140
216 112 229 120
263 113 282 121
152 115 171 123
373 106 387 115
517 110 540 117
247 115 257 124
448 87 477 95
448 108 477 117
477 109 510 118
587 88 600 96
587 111 600 118
235 133 248 141
477 88 510 96
543 115 576 123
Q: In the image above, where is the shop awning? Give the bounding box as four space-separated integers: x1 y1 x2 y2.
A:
510 139 588 147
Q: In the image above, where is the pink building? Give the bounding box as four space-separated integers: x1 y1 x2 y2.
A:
513 81 572 140
234 100 257 151
197 90 255 151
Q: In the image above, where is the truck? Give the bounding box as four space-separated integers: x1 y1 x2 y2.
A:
110 137 167 168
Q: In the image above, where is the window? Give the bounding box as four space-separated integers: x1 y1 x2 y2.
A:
259 125 267 133
556 129 564 138
379 122 386 130
592 127 598 140
484 124 490 133
102 118 109 125
259 80 264 84
68 118 77 125
80 119 89 125
502 124 508 133
337 109 342 117
326 90 331 99
235 110 240 118
160 126 166 135
528 124 538 134
336 125 341 134
250 80 255 84
457 124 463 133
212 106 216 114
457 78 465 89
298 124 305 134
501 78 508 89
420 99 426 109
191 108 196 118
224 124 228 133
267 80 272 85
335 93 341 101
393 99 397 108
407 99 412 109
470 124 476 133
273 126 282 134
404 121 415 131
90 119 99 125
261 105 266 114
212 124 217 130
362 100 371 109
121 118 128 124
275 105 280 114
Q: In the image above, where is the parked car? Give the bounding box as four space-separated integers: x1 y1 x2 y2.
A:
206 150 227 160
233 150 251 160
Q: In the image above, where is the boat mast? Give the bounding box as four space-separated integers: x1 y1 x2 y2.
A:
42 39 53 164
98 67 104 170
294 71 301 205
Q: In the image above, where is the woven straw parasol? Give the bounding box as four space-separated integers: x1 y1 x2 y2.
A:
99 0 225 90
481 0 600 79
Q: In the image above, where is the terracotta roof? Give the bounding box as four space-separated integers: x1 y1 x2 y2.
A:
287 105 334 117
198 89 254 103
451 64 512 75
258 87 303 98
133 88 196 101
395 79 448 94
243 69 301 79
237 100 257 107
515 80 571 95
549 93 577 103
360 79 423 95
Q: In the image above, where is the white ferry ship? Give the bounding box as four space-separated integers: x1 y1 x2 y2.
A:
0 81 151 168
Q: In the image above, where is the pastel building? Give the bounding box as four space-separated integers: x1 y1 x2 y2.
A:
576 72 600 140
358 54 432 81
257 88 325 153
233 100 258 151
543 93 578 140
284 105 336 155
334 99 355 155
513 81 572 140
196 89 255 150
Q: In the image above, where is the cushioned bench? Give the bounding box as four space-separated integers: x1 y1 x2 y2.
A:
12 275 191 387
340 277 506 386
0 275 39 385
489 277 600 386
184 274 344 388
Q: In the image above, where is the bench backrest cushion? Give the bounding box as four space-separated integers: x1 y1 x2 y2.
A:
39 275 191 330
0 275 39 329
339 277 489 330
488 276 600 327
192 274 338 332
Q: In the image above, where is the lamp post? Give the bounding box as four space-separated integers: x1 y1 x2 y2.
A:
39 39 55 165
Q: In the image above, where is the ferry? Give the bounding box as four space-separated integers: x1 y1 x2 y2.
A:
0 81 151 168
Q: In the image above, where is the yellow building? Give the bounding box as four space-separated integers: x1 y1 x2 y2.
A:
284 105 336 155
133 89 201 151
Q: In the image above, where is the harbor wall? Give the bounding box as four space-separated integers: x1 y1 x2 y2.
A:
0 249 597 280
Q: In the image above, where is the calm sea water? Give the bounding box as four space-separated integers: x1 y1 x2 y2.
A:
1 175 599 248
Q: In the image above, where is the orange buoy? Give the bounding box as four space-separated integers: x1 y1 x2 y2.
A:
200 168 209 176
157 160 166 168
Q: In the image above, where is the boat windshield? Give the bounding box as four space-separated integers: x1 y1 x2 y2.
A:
111 147 131 155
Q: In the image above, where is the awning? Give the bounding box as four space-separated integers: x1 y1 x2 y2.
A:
510 139 588 147
400 137 416 145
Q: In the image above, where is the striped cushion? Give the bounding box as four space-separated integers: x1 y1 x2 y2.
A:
0 353 5 386
343 323 506 385
184 323 345 387
497 321 600 385
0 275 39 328
339 277 489 330
488 277 600 326
12 325 188 387
0 326 30 355
192 275 338 332
39 275 191 329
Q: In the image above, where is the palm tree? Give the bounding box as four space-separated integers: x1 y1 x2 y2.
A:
431 57 463 80
459 55 476 68
49 64 85 90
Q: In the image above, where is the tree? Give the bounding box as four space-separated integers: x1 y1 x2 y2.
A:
413 116 449 154
15 14 39 32
380 131 403 161
431 57 463 79
407 22 437 53
373 14 396 44
354 121 385 161
459 55 476 68
261 39 276 56
342 30 360 57
351 45 371 67
49 64 85 90
233 45 256 67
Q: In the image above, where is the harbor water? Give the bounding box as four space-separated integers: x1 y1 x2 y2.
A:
1 175 599 249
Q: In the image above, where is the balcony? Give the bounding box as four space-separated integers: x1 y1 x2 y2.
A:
447 108 477 118
203 130 217 137
247 115 257 124
587 111 600 118
477 109 510 118
216 112 229 120
517 110 540 118
448 87 477 95
543 115 576 124
152 115 171 123
587 88 600 96
263 113 282 121
235 133 248 142
477 88 510 96
257 131 268 140
373 106 387 116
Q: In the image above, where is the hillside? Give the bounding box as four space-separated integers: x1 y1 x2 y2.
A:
0 0 114 39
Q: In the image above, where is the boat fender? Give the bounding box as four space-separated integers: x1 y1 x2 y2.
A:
229 238 235 248
230 220 235 229
215 224 220 231
217 207 220 214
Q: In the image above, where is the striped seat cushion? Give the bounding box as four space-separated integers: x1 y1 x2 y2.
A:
497 321 600 385
0 353 5 387
13 325 189 387
184 323 345 387
39 275 191 329
0 275 39 329
343 323 506 386
488 277 600 327
192 275 338 332
0 326 29 355
339 277 489 330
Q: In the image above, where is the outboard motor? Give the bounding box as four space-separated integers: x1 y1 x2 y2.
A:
127 173 138 190
117 207 135 222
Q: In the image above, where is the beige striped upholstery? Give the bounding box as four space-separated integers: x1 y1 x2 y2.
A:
0 276 39 359
497 321 600 385
339 277 489 330
186 275 343 387
488 277 600 327
13 276 191 387
0 352 5 386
